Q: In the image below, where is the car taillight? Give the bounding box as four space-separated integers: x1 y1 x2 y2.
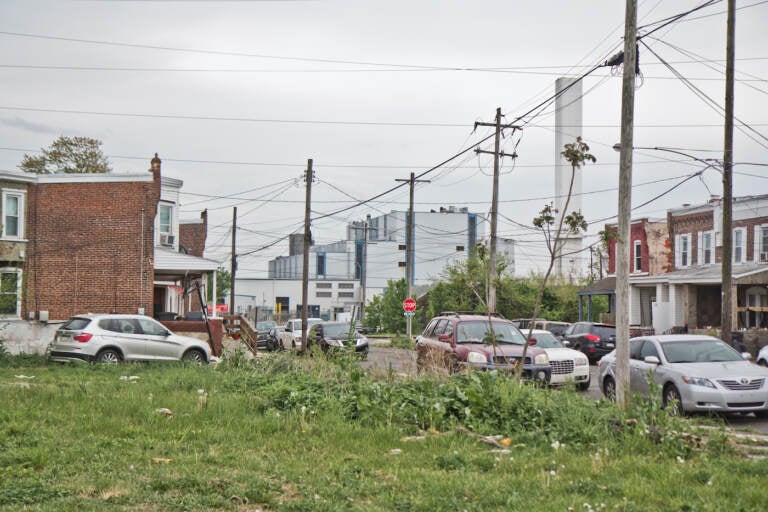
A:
584 334 600 342
73 333 92 343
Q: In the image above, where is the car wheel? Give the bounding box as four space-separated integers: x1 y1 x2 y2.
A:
602 376 616 401
182 349 207 364
758 359 767 367
663 384 684 416
754 409 768 419
577 380 591 392
96 349 121 364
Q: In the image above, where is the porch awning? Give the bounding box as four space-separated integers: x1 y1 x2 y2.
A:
154 247 220 281
628 263 768 286
577 276 616 296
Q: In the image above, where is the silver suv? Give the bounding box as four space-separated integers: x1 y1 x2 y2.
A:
50 314 212 364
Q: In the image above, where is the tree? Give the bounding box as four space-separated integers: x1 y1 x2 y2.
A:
364 279 407 334
207 268 231 303
19 136 111 174
517 137 594 379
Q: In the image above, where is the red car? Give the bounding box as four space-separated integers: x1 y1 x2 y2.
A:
415 312 551 382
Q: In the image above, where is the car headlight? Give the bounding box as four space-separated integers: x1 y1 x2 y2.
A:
574 357 588 367
467 352 487 364
534 353 549 365
327 339 344 347
681 376 716 388
355 337 367 347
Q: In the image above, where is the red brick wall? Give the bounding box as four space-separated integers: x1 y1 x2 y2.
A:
179 209 207 257
606 220 650 275
24 173 159 320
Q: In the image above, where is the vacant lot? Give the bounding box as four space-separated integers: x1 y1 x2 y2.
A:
1 352 766 511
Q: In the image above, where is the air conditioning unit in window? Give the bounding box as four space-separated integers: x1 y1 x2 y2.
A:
160 234 175 247
760 252 768 263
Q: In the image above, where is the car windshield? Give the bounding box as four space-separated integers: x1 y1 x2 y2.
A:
662 339 744 363
530 332 563 348
320 323 359 338
456 321 526 345
257 321 276 331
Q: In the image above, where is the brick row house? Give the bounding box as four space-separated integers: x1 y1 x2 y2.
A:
0 154 220 353
600 194 768 337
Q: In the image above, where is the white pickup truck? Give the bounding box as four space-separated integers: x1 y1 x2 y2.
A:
279 318 323 350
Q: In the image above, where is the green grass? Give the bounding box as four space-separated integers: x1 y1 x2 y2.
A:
0 351 765 511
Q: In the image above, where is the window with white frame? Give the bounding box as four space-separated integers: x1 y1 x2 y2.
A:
0 268 21 317
158 204 173 235
633 240 642 272
2 190 25 240
676 234 691 268
700 231 713 265
757 225 768 263
733 227 746 264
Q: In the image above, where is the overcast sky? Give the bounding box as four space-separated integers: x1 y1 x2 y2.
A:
1 0 766 279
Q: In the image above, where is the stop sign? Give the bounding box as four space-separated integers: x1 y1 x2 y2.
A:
403 297 417 312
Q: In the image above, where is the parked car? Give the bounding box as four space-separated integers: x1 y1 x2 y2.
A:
415 312 551 382
262 325 285 351
529 320 572 340
511 318 546 330
527 329 590 390
308 321 369 356
563 322 617 364
598 334 768 417
757 345 768 367
50 313 212 364
279 317 323 350
255 320 277 350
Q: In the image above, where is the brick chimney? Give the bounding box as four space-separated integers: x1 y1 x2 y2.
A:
150 153 161 183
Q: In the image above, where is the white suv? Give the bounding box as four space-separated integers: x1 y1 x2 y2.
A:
50 314 212 364
527 329 590 390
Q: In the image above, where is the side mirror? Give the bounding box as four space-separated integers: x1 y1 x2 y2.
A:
644 355 660 365
438 333 452 343
528 338 537 345
742 352 752 360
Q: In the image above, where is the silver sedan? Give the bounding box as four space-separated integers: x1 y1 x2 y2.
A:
598 334 768 417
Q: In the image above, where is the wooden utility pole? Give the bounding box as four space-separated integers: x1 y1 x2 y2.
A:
615 0 637 409
300 159 313 353
230 207 237 317
721 0 735 345
395 172 429 340
474 107 518 313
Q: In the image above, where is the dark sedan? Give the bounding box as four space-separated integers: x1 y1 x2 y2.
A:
309 322 369 357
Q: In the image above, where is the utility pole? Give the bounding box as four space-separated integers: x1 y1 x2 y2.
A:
230 207 237 318
474 107 518 313
721 0 735 345
395 172 429 340
300 159 314 353
615 0 637 410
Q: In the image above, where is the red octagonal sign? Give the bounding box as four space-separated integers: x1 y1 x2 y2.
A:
403 297 417 312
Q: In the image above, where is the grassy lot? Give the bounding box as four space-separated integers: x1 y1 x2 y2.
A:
0 350 766 511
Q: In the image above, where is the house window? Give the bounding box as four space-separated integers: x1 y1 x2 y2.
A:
316 291 332 298
702 231 713 265
316 253 326 276
158 204 172 235
733 228 746 264
0 268 21 317
316 282 332 289
677 234 691 268
338 292 355 298
2 190 25 239
758 226 768 263
338 283 354 289
633 240 642 272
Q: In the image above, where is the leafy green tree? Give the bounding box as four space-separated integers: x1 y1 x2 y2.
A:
19 136 111 174
364 294 383 332
207 268 231 303
380 279 407 334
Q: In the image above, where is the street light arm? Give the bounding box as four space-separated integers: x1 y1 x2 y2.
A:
612 143 723 172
